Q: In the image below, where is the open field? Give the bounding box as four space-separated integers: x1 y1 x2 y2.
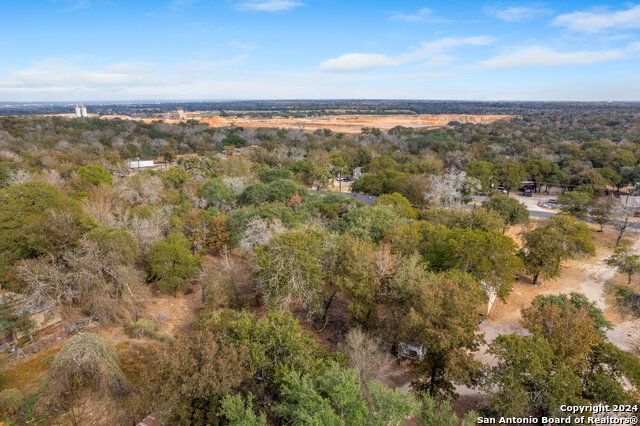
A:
197 113 514 133
95 111 515 133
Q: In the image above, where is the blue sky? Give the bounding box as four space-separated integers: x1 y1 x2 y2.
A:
1 0 640 101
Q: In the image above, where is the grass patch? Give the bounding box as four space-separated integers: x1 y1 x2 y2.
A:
124 319 174 343
1 346 61 392
115 341 160 385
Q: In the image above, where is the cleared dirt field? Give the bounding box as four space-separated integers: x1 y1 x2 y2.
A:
197 113 513 133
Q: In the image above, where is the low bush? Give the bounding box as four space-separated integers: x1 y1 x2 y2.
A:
125 319 174 343
47 333 132 408
0 388 24 416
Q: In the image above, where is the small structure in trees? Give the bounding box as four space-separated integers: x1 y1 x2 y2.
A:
0 291 61 344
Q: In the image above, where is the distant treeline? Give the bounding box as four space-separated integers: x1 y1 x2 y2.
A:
2 99 640 117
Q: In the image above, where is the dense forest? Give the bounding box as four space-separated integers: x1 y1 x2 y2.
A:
1 109 640 424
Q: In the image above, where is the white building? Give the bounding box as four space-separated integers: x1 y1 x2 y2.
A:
129 160 155 169
75 104 88 118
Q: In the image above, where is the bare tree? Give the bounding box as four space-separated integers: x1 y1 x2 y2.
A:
7 168 30 186
374 244 397 296
238 218 284 253
612 195 637 245
344 327 396 388
115 174 163 206
16 240 141 324
425 169 480 209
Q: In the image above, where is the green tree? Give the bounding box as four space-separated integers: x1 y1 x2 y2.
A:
239 179 307 205
351 169 406 196
390 268 484 398
162 167 191 190
219 394 267 426
466 161 494 192
484 193 529 232
340 205 404 242
223 311 336 389
367 380 419 426
151 331 252 426
484 334 585 418
606 246 640 285
421 225 522 300
557 191 592 219
222 132 247 148
332 234 379 327
258 166 293 183
374 192 417 218
524 159 552 190
274 364 417 426
252 227 329 317
146 233 203 296
163 149 175 166
199 178 237 208
485 293 640 417
494 162 526 194
0 182 93 283
520 216 595 285
599 167 622 190
274 365 368 426
77 165 113 186
417 394 477 426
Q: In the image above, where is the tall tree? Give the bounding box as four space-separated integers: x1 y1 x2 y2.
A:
520 216 595 285
390 267 484 398
146 233 203 296
557 191 592 220
252 227 331 318
589 196 615 232
606 246 640 285
494 162 526 195
484 293 640 418
484 193 529 232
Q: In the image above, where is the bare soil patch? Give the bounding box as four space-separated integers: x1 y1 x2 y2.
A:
197 114 513 134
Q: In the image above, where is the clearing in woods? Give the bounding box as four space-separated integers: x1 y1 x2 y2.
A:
453 223 640 412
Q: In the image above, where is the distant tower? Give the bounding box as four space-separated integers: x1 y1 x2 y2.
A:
75 104 82 118
177 108 186 121
81 105 88 117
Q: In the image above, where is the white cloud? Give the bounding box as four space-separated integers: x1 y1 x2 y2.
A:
553 4 640 33
0 60 161 90
238 0 303 12
489 4 552 22
320 36 496 72
390 7 433 23
478 44 640 69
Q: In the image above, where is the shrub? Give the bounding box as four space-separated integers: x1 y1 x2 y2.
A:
199 178 237 208
0 388 23 416
125 319 174 343
77 165 112 186
147 233 203 296
47 333 132 408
